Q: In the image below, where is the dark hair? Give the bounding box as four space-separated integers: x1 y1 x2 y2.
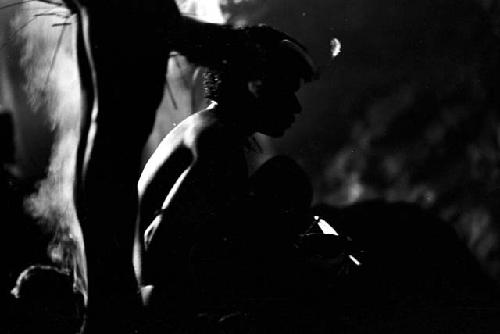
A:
11 265 76 299
204 24 317 102
11 265 85 334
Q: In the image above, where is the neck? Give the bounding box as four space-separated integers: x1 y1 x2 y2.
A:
211 99 257 137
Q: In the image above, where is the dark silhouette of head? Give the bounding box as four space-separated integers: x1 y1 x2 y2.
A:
204 25 317 138
10 265 85 334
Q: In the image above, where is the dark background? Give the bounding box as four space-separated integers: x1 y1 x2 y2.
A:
222 0 500 287
1 0 500 331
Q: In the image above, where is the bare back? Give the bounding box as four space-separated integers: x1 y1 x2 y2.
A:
137 108 248 293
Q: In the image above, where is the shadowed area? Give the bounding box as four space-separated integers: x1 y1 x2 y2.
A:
0 0 500 333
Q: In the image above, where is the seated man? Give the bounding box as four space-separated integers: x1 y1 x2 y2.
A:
137 25 318 329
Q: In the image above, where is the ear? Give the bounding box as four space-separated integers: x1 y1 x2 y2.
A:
247 80 263 98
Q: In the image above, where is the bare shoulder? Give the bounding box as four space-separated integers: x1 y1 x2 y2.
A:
183 110 238 159
139 109 240 192
138 118 194 193
141 109 220 173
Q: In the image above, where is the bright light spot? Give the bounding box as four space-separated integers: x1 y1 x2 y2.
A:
317 219 339 236
347 174 364 203
330 38 342 58
349 255 361 266
176 0 225 23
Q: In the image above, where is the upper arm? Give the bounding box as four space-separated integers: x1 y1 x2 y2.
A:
170 126 246 220
138 136 193 232
146 126 247 247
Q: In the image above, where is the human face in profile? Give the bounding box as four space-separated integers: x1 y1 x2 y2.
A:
250 68 303 138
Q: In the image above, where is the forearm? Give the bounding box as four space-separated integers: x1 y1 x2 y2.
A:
168 15 257 71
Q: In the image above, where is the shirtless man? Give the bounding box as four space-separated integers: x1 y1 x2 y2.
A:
137 25 317 330
63 1 293 332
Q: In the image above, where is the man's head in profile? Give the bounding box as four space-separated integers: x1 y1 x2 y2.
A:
204 24 318 138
